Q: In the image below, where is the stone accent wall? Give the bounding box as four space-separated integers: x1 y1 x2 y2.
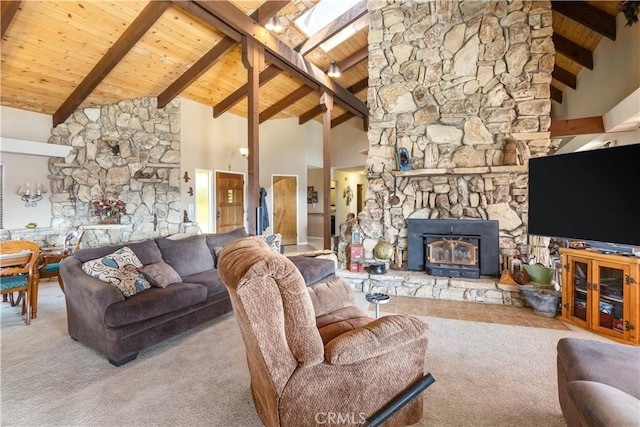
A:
363 0 554 265
46 97 182 247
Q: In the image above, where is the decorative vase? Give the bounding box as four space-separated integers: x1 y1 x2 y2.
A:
100 212 120 225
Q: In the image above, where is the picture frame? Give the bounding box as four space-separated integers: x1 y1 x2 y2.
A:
307 186 317 204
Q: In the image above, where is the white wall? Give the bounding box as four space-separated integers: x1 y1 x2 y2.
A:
333 169 366 228
0 107 56 229
330 117 369 169
552 13 640 125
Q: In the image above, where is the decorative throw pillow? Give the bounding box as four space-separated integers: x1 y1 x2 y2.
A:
258 233 282 253
82 247 150 297
138 262 182 288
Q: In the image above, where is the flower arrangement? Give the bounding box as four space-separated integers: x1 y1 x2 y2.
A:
92 196 126 217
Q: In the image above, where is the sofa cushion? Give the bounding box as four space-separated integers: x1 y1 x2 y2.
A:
205 228 248 266
288 255 336 286
181 269 228 299
156 235 214 277
75 240 163 265
567 380 640 427
138 262 182 288
81 247 151 297
104 282 207 328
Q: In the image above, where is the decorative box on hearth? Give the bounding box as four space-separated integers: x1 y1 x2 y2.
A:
348 244 364 272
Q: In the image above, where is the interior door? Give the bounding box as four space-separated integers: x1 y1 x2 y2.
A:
216 172 244 233
273 175 297 245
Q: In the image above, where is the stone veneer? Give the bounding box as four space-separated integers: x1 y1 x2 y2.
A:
361 1 554 269
44 97 182 248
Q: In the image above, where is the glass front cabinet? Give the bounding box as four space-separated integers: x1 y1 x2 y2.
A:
560 248 640 345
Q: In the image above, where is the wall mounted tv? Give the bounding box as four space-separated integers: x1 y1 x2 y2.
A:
528 143 640 247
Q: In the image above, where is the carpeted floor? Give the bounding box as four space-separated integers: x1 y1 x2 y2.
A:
1 280 607 426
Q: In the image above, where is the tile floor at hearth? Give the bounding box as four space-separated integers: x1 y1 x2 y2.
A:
370 296 568 330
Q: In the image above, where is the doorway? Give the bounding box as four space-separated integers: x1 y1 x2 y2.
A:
215 171 245 233
272 175 297 245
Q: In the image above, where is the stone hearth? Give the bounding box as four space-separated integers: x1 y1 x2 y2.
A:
337 268 524 306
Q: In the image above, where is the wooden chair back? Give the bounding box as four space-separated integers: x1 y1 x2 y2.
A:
0 240 40 325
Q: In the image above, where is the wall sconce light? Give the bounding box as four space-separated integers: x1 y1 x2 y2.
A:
16 183 47 207
327 62 341 78
265 15 283 33
239 147 249 158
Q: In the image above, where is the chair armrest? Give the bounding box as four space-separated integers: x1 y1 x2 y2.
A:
324 315 428 365
568 381 640 427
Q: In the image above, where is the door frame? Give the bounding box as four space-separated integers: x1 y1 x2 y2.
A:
271 174 299 245
214 169 247 232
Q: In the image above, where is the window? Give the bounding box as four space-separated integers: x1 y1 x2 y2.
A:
295 0 364 51
194 169 213 233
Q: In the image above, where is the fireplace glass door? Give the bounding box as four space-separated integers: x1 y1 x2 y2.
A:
423 234 480 278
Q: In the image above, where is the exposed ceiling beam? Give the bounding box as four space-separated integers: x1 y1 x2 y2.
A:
331 112 355 128
157 37 236 108
552 65 577 90
295 1 367 55
1 1 21 39
193 0 368 119
53 1 171 126
550 86 563 103
259 85 314 123
350 77 368 95
250 1 290 24
213 65 282 118
551 1 616 41
336 47 369 74
550 116 605 138
172 1 240 42
298 77 368 124
552 33 593 70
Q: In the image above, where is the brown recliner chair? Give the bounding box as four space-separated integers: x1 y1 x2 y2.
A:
218 237 430 427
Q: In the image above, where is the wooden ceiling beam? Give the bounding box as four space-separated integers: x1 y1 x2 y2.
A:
550 116 605 137
259 85 314 123
53 1 171 126
552 1 616 41
1 1 21 39
172 1 240 42
193 1 368 119
157 37 236 108
552 33 593 70
295 1 367 56
336 47 369 74
550 86 563 103
552 65 577 90
213 65 282 118
331 112 355 128
298 77 368 124
250 1 290 25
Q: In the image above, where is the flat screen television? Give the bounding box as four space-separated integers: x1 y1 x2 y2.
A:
528 143 640 248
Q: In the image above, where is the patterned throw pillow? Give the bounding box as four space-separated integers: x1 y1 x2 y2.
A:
138 262 182 288
258 233 282 253
81 247 150 297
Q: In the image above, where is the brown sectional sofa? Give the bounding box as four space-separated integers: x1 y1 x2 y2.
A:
60 229 336 366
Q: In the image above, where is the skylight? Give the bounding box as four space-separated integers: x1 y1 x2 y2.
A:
295 0 362 50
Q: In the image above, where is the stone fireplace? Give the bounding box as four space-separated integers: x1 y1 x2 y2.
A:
407 218 499 278
359 1 554 271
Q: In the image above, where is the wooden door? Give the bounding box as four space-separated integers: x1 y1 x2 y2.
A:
216 172 244 233
273 175 297 245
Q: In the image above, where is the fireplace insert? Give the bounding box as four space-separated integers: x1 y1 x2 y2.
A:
407 219 499 277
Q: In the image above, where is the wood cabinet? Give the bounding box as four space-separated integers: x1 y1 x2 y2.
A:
560 248 640 345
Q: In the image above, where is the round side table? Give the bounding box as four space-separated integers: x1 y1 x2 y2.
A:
366 292 390 319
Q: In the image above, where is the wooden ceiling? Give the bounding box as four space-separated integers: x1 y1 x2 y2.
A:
0 1 623 129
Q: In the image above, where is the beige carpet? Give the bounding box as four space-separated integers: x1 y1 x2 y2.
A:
1 281 606 426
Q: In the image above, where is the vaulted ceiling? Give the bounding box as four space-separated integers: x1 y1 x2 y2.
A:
0 1 624 131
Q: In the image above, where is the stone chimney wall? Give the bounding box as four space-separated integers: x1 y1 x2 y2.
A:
46 97 182 247
363 0 554 265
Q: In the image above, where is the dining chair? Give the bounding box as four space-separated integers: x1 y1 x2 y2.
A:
0 241 40 325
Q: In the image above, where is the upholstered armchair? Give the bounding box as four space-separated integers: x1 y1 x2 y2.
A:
218 237 429 427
